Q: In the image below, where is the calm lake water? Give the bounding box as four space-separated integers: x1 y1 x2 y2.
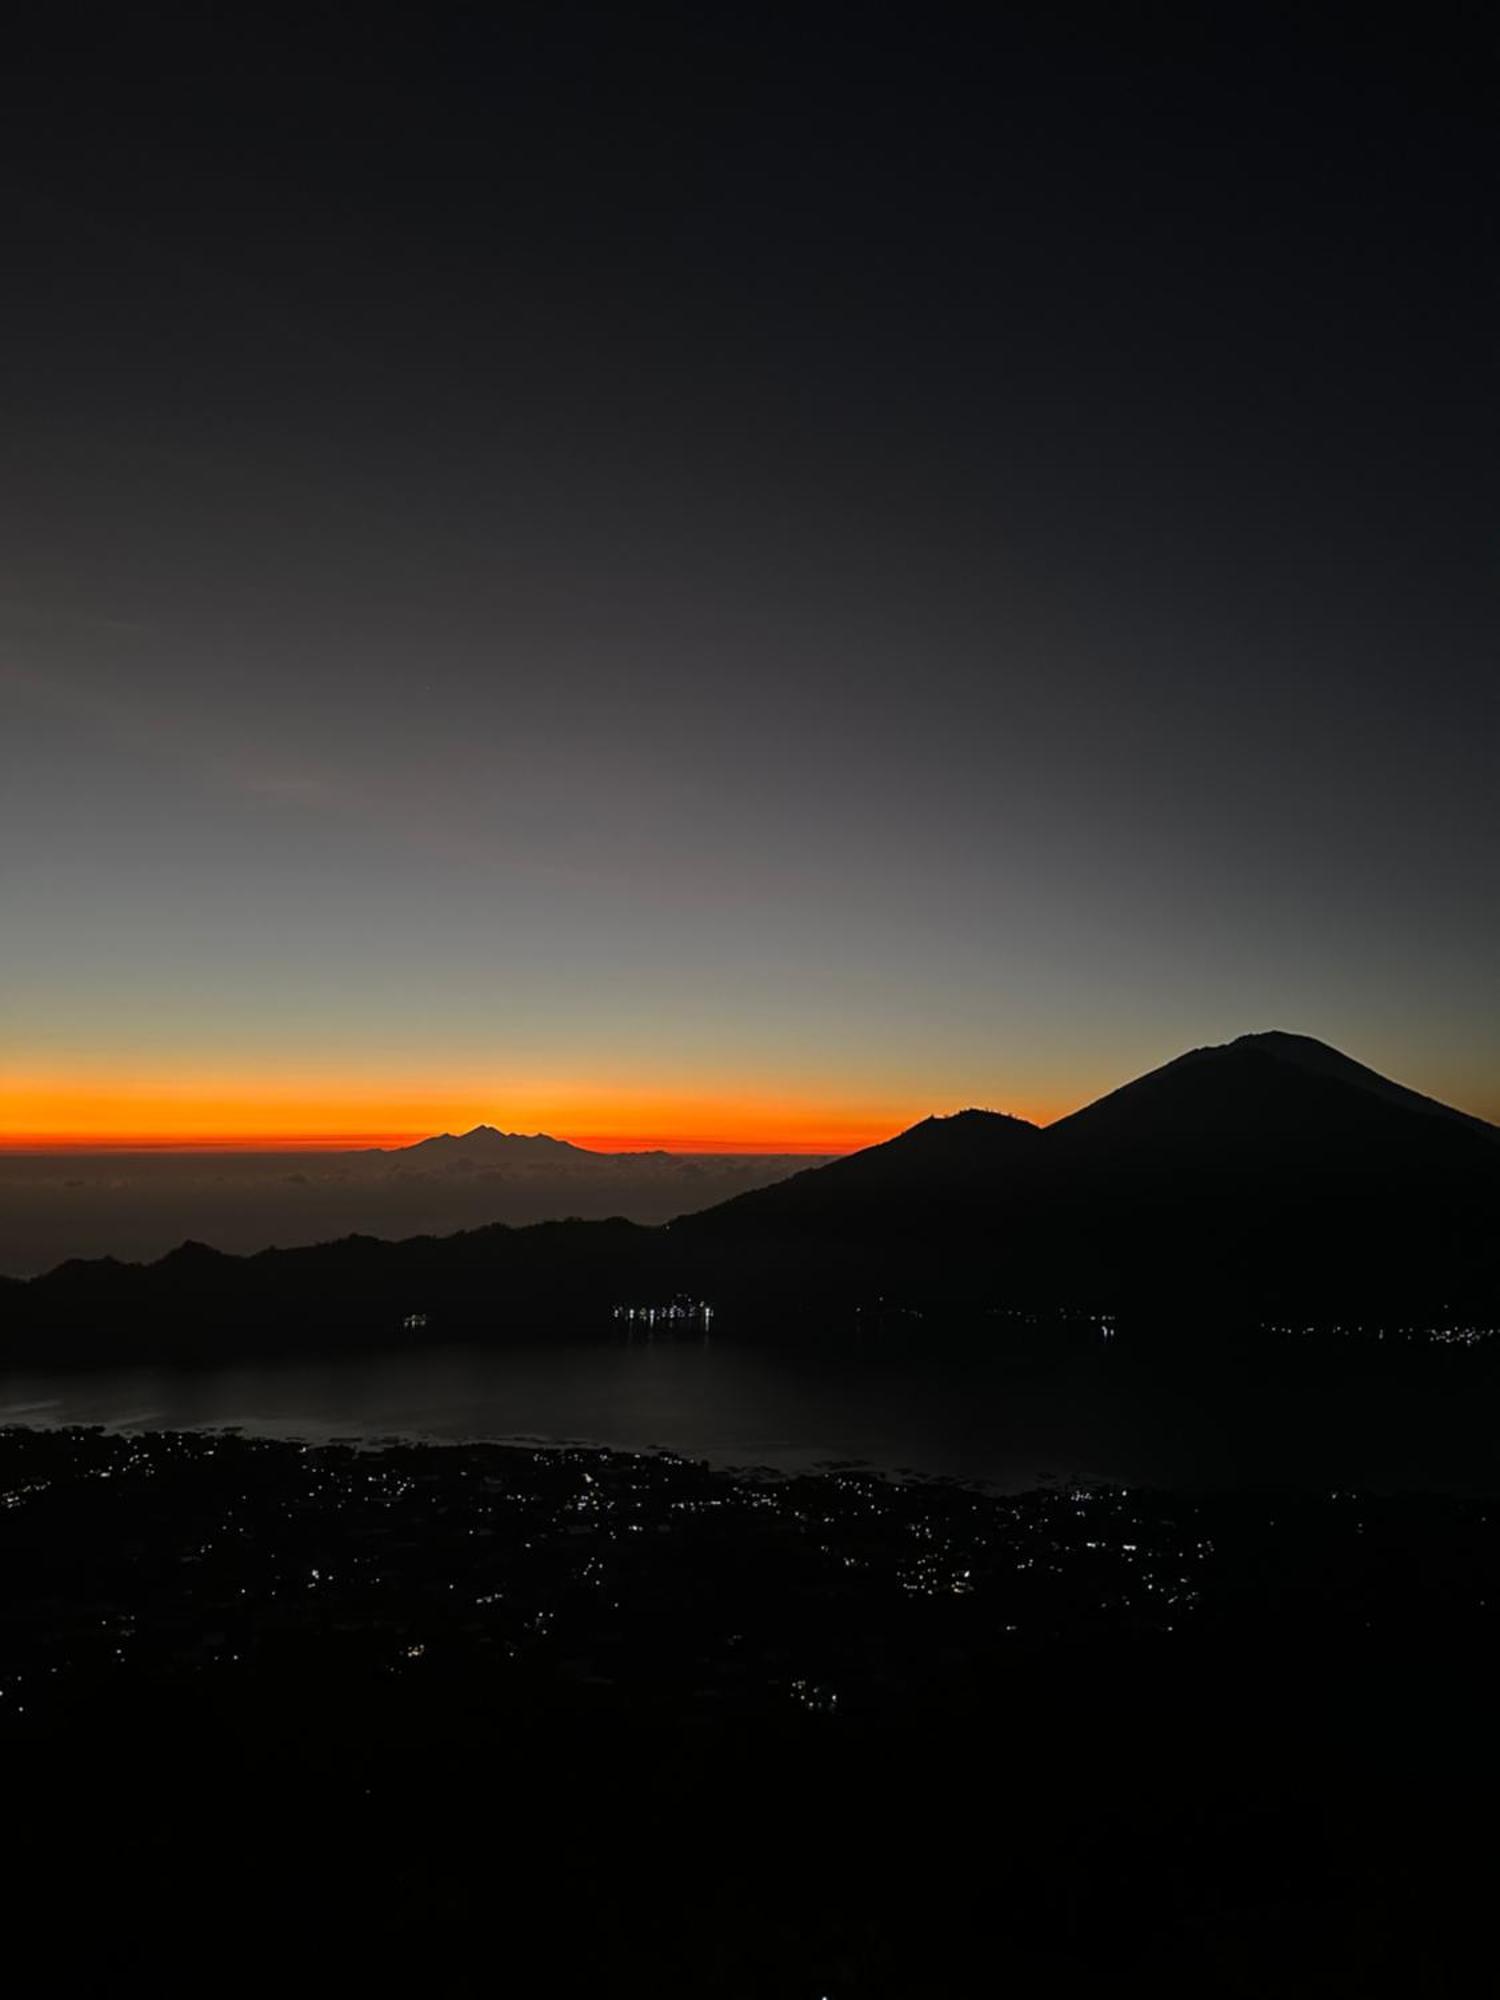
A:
2 1335 1495 1491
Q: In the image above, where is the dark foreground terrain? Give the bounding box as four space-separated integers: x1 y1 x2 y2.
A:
3 1425 1497 1995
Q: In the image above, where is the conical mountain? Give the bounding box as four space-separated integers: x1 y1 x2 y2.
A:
1047 1032 1499 1168
679 1035 1500 1312
1033 1034 1500 1308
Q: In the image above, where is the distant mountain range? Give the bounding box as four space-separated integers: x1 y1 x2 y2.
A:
375 1125 679 1165
383 1125 600 1162
4 1033 1498 1362
0 1134 833 1276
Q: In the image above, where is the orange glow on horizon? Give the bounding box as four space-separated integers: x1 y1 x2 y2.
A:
0 1071 1065 1155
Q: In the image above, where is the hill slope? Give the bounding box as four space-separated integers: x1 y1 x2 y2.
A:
679 1108 1041 1234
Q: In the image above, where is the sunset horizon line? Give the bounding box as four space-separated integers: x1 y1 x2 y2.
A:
0 1078 1070 1156
0 1130 864 1157
6 1042 1498 1155
0 1102 1075 1157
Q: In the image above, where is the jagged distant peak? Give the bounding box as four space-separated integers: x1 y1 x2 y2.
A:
398 1125 585 1156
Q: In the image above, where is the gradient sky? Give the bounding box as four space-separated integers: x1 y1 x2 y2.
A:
3 8 1496 1147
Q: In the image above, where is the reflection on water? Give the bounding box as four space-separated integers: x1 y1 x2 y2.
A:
0 1342 1103 1488
1 1336 1496 1490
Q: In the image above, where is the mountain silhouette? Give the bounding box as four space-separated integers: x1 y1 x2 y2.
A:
5 1034 1498 1361
382 1126 592 1163
665 1107 1044 1304
675 1034 1500 1313
1029 1033 1500 1307
681 1108 1041 1235
1048 1032 1500 1160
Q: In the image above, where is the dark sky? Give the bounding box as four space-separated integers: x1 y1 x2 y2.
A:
3 6 1496 1142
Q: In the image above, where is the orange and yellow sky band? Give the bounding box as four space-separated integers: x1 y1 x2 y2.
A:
0 1067 1068 1154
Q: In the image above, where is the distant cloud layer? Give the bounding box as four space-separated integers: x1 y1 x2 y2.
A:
0 1142 832 1276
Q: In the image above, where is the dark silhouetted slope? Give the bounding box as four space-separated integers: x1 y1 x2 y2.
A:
1048 1032 1499 1164
1 1218 668 1366
664 1109 1043 1307
679 1109 1041 1236
1036 1034 1500 1308
676 1037 1500 1313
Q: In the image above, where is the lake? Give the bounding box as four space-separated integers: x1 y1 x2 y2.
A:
2 1332 1495 1490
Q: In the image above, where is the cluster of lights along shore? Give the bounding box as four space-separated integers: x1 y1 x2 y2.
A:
391 1305 1495 1344
613 1298 715 1332
1264 1321 1500 1346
